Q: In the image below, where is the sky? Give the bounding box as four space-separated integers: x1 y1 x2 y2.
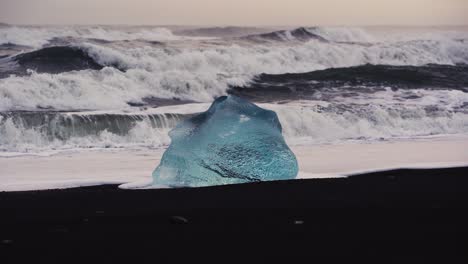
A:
1 0 468 26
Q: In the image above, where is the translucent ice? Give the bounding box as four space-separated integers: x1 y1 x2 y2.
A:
152 95 298 187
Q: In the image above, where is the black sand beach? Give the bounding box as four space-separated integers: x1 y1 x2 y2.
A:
1 167 467 263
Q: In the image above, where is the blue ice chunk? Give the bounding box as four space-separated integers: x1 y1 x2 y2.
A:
152 95 298 187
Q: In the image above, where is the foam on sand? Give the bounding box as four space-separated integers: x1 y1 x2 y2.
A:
1 135 467 192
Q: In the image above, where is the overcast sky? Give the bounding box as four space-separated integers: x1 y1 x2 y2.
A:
1 0 468 26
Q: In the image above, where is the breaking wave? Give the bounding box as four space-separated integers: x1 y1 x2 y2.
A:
244 27 375 43
229 64 468 102
0 111 189 152
244 27 328 42
273 102 468 144
1 99 467 153
305 27 376 43
1 35 468 111
0 46 109 77
174 26 272 38
0 26 179 47
0 25 467 154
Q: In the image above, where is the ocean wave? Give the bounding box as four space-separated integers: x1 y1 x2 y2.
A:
0 43 25 49
1 101 467 153
0 26 374 48
244 27 328 42
273 103 468 144
0 112 187 152
0 26 179 47
0 43 30 58
174 26 273 38
253 64 468 90
230 64 468 102
306 27 376 43
1 35 468 111
244 27 375 43
0 46 109 77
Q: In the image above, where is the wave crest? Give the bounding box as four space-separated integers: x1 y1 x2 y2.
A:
244 27 375 43
1 27 468 111
1 101 467 153
0 26 179 47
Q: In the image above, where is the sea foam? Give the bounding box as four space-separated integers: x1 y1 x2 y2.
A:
1 36 468 111
1 97 467 153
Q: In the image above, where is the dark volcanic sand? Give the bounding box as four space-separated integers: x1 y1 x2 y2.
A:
1 167 467 263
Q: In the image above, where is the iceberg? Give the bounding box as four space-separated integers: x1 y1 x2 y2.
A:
152 95 298 187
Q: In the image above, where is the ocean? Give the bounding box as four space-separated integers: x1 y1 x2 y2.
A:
1 25 468 190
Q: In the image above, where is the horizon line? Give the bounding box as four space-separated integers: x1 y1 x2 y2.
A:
2 21 468 28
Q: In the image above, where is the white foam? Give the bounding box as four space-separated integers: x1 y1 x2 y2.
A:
1 135 467 192
118 180 170 190
2 35 468 111
307 27 376 43
0 116 173 153
1 98 468 153
278 99 468 142
0 179 128 192
368 27 468 43
0 26 180 47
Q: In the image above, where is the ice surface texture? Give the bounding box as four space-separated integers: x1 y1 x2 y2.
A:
152 96 298 187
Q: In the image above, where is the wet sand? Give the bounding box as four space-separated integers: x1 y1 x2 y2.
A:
1 166 467 262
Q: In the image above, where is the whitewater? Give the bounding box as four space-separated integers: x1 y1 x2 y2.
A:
1 25 467 191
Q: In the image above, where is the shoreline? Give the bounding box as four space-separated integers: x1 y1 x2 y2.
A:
2 134 468 192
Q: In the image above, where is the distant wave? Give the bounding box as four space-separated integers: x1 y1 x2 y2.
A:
306 27 376 43
0 43 30 58
174 26 273 38
0 46 106 77
1 28 468 111
244 27 375 43
230 64 468 102
0 26 179 47
0 43 25 49
244 27 328 43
